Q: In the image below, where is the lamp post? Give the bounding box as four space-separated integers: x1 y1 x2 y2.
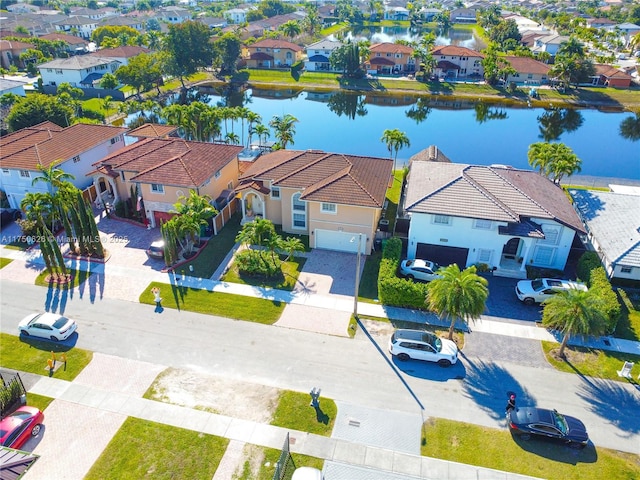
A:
353 233 362 317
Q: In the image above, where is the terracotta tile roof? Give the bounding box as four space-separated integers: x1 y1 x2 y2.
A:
249 38 302 52
94 138 242 188
127 123 179 139
503 55 550 75
92 45 150 58
0 123 127 170
594 63 632 79
432 45 484 58
40 32 88 45
370 42 414 55
240 150 392 208
405 162 585 233
0 39 35 51
409 145 452 163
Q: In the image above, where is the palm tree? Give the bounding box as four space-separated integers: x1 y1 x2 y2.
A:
425 264 489 340
542 288 607 358
620 111 640 141
381 129 410 172
31 163 75 194
245 111 261 147
281 236 305 262
253 123 270 147
235 217 276 246
269 114 298 149
527 142 581 184
225 132 240 145
280 20 301 41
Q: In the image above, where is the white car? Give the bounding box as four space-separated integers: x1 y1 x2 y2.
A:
389 329 458 367
399 259 441 282
18 312 77 341
515 278 587 305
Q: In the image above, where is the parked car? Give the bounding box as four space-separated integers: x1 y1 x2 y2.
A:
211 189 236 211
399 259 441 282
388 329 458 366
18 312 77 341
146 240 165 260
0 406 44 449
0 208 22 231
515 278 587 305
508 406 589 449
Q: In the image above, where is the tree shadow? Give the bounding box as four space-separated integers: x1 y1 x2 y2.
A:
462 356 536 421
510 431 598 464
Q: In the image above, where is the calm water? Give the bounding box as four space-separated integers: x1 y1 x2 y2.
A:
328 26 484 50
201 88 639 181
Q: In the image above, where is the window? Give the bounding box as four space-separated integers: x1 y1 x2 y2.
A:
110 136 119 144
478 249 492 263
2 168 9 175
621 267 632 273
72 155 80 163
540 225 560 245
151 184 164 193
214 170 221 179
271 186 280 199
120 171 125 181
474 219 491 229
433 214 451 225
321 203 336 214
227 181 233 190
20 170 30 178
55 69 63 74
533 246 555 266
292 193 306 229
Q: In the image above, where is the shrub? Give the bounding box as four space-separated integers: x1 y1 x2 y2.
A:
576 251 602 283
235 249 281 277
588 267 621 334
378 237 429 309
16 218 38 237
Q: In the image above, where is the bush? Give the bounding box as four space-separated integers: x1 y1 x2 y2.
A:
378 237 429 309
576 251 602 283
235 249 281 277
588 267 621 334
16 218 38 237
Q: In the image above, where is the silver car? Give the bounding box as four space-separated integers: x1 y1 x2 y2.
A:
399 259 441 282
515 278 587 305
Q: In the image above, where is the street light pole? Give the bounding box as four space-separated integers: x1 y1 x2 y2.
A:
353 233 362 317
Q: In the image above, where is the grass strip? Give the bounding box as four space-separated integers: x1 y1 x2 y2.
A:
0 257 13 268
221 255 306 291
270 390 336 436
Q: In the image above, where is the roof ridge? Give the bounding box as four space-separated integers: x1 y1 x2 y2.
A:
461 167 520 221
273 151 329 184
302 163 351 197
488 166 555 218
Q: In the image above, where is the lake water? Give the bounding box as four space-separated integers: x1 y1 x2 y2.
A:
328 26 484 50
198 88 639 181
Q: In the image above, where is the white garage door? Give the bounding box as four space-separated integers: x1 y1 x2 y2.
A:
315 229 366 253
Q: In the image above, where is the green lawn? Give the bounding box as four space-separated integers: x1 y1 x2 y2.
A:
177 214 243 279
85 417 228 480
82 97 118 118
27 393 54 413
358 250 381 303
236 447 324 480
422 418 640 480
139 281 285 324
614 288 640 341
0 257 13 269
541 341 640 381
270 390 337 437
0 333 92 381
221 254 306 291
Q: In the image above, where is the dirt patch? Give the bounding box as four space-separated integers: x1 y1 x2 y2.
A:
147 367 280 423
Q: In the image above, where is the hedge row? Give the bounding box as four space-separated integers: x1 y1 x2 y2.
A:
377 237 429 309
577 251 621 334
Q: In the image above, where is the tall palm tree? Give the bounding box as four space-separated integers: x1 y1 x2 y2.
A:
280 20 301 41
542 288 607 358
381 129 410 172
31 163 75 193
425 264 489 340
281 236 305 262
269 114 298 149
253 123 270 147
245 111 261 147
619 111 640 141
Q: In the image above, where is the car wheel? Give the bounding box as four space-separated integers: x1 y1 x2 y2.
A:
406 274 415 280
21 330 29 336
438 359 452 367
397 353 410 361
523 298 535 306
50 336 59 342
31 424 41 436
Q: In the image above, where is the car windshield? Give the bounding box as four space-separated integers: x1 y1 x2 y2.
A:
531 279 543 291
52 317 69 329
422 332 441 351
552 411 568 434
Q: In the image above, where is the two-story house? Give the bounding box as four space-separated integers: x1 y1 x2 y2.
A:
245 39 303 69
305 39 342 72
502 56 550 85
38 55 121 88
54 16 99 40
0 39 35 70
531 34 569 56
431 45 484 79
160 6 192 24
92 46 151 67
89 138 243 227
40 32 89 55
225 8 247 24
0 122 127 209
366 42 416 75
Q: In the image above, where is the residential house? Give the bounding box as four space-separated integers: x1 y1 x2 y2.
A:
54 16 99 40
431 45 484 79
92 45 151 67
531 34 569 56
449 8 478 24
0 122 127 209
126 123 180 141
236 150 393 255
570 187 640 281
305 39 342 72
244 39 303 69
502 55 550 85
400 159 585 277
197 16 228 29
89 138 243 227
160 6 192 24
502 14 545 33
383 6 409 21
366 42 416 75
225 8 247 24
586 18 616 29
0 78 27 97
98 15 146 32
610 22 640 45
69 7 118 20
0 39 35 70
6 3 40 14
39 32 89 55
223 12 306 40
587 64 633 87
38 55 121 88
418 7 441 22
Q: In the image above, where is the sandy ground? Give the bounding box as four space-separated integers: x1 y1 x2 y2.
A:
147 367 280 424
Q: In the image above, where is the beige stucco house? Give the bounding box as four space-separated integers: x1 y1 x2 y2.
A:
236 150 393 255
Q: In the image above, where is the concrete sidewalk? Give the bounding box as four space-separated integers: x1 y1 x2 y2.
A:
23 354 541 480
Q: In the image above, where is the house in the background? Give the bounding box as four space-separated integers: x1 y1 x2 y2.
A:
305 39 342 72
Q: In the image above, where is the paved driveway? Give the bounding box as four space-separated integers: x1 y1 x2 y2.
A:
484 276 543 323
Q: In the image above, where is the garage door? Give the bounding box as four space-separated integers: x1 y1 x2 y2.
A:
315 229 365 253
416 243 469 268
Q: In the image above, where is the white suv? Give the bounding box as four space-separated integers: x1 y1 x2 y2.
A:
388 329 458 367
515 278 587 305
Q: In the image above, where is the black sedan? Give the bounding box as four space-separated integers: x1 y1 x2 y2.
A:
508 407 589 449
0 208 22 230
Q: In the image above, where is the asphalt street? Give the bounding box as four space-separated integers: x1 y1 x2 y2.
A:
1 279 639 455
